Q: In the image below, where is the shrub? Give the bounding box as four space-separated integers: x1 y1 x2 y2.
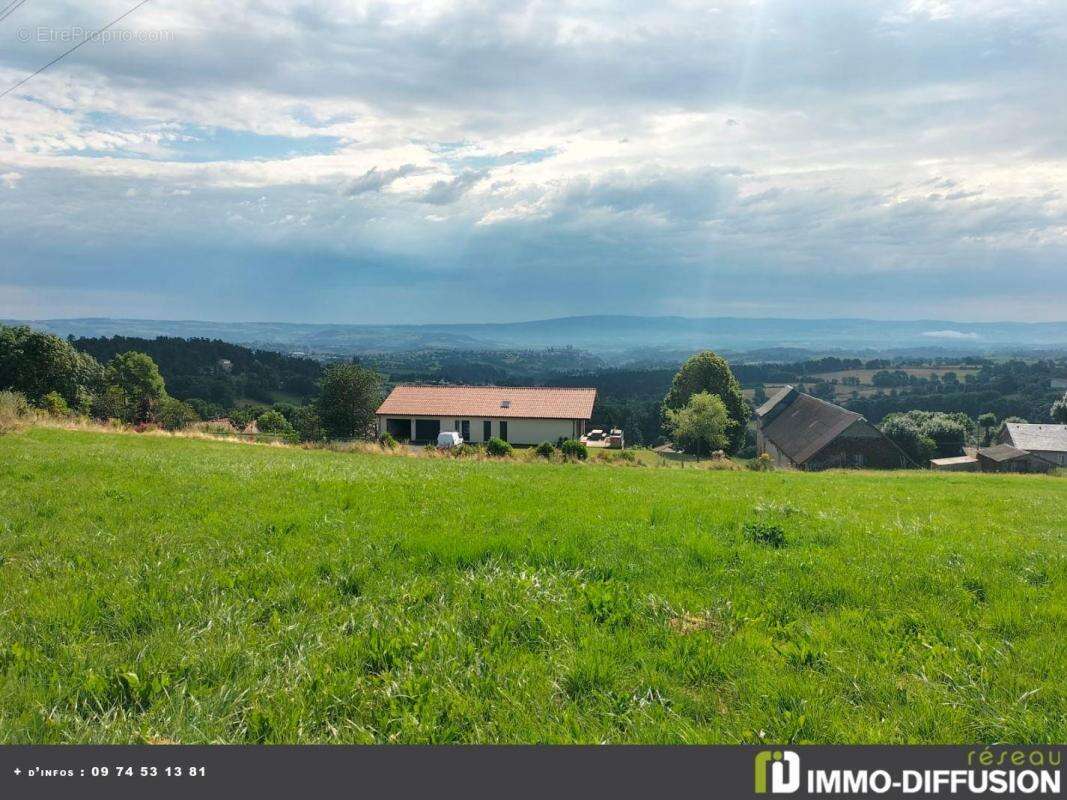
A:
158 397 200 431
743 520 786 548
256 410 294 436
615 449 637 463
559 439 588 460
749 452 774 471
485 437 513 457
0 390 32 433
291 406 325 443
452 443 480 458
535 441 555 458
379 432 398 449
664 391 732 456
41 391 70 418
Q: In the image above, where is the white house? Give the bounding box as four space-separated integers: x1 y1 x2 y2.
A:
375 384 596 445
998 422 1067 467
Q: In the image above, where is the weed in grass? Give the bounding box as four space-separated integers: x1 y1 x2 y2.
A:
562 653 617 701
743 520 787 548
581 582 635 628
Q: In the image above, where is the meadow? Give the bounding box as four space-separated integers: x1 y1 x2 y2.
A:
0 427 1064 743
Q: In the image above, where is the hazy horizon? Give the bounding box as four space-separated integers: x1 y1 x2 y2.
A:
3 1 1066 323
6 312 1067 328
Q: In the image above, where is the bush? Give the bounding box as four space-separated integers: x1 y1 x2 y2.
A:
615 449 637 462
256 410 294 435
379 432 398 449
41 391 70 418
743 520 786 548
158 397 200 431
535 441 555 458
451 443 481 458
749 452 774 471
485 437 513 457
0 390 31 433
559 439 588 460
291 406 324 443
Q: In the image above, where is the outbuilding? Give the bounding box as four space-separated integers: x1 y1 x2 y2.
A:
375 384 596 445
754 385 910 470
997 423 1067 467
976 444 1057 474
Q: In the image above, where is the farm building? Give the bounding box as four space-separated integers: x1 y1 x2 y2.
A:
975 444 1057 474
930 455 979 472
755 385 910 470
376 384 596 445
997 423 1067 467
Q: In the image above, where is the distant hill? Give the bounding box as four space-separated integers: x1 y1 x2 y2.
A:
8 315 1067 359
72 335 322 409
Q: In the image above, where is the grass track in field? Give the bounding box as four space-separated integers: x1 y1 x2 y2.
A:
0 427 1064 743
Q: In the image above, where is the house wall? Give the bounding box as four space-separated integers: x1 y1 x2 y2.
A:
756 428 795 469
977 454 1055 473
803 420 909 471
998 430 1067 466
377 415 580 445
1029 450 1067 466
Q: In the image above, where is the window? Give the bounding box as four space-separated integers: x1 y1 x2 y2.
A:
483 420 492 441
499 420 508 442
460 420 470 440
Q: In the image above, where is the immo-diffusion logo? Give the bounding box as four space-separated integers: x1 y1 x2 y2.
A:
755 750 801 794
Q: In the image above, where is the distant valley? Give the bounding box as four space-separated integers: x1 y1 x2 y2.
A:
7 315 1067 362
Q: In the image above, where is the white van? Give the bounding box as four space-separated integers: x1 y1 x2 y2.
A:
437 431 463 448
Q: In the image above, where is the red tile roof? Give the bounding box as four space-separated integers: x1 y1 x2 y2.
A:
376 385 596 420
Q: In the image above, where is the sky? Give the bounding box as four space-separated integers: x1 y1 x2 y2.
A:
1 0 1066 324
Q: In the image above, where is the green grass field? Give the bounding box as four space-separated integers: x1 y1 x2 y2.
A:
1 428 1064 743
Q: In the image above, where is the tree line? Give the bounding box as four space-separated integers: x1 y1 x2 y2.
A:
0 326 383 441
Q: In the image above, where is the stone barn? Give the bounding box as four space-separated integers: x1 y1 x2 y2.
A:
754 386 910 470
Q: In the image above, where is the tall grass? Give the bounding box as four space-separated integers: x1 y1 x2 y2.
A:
0 390 34 433
0 427 1063 744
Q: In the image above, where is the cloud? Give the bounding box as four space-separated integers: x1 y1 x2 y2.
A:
0 0 1065 322
419 170 486 205
342 164 421 196
922 330 982 340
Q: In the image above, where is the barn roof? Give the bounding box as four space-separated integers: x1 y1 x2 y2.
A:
754 385 796 420
977 444 1029 462
757 386 864 465
376 384 596 420
1004 423 1067 453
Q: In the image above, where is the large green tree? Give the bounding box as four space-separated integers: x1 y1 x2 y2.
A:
317 363 382 440
107 351 167 423
662 350 748 452
0 325 104 405
664 391 732 456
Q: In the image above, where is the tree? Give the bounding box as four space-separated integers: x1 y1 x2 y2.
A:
663 351 748 452
41 391 70 417
291 405 324 442
107 352 166 423
316 363 382 440
880 415 936 466
256 409 295 436
92 385 128 421
0 325 104 405
1052 393 1067 424
158 397 200 431
921 416 969 457
665 391 732 456
978 412 998 446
